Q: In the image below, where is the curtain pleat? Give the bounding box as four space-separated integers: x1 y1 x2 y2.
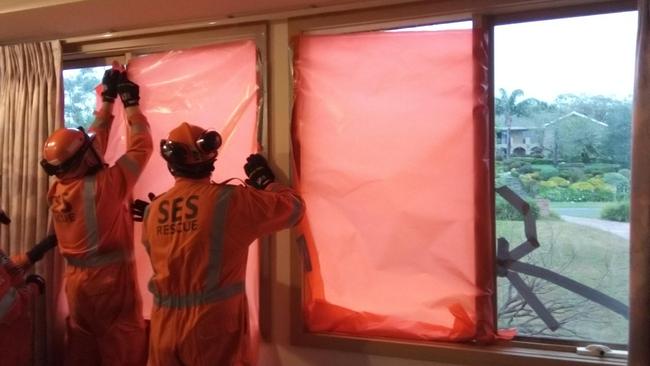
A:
629 1 650 365
0 41 64 366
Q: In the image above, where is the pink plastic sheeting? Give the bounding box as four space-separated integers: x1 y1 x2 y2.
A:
98 40 261 356
293 29 496 342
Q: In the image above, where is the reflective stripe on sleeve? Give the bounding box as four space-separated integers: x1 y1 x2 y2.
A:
82 175 100 254
287 195 304 227
117 155 141 176
0 287 18 321
130 122 148 134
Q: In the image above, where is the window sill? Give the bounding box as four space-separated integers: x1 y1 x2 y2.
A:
290 331 627 366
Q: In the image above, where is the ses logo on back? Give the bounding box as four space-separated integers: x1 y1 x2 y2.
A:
156 195 199 235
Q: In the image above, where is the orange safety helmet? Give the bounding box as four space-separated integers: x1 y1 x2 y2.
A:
160 122 222 178
160 122 221 165
40 127 96 176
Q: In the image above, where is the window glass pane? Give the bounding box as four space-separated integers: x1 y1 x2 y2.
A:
494 11 636 345
295 23 496 342
63 66 108 128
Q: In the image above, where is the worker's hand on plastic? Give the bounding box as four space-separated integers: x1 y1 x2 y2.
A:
131 192 156 222
117 73 140 107
244 154 275 190
25 274 46 295
101 68 121 103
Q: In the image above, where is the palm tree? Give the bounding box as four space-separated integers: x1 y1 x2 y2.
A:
495 89 542 160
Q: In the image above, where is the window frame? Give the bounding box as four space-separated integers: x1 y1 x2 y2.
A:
61 22 274 340
287 1 636 364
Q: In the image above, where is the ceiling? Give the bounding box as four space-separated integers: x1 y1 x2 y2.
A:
0 0 382 43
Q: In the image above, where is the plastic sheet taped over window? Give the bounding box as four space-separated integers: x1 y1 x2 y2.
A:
99 41 262 357
292 29 496 342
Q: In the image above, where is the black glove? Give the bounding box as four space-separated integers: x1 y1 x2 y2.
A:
117 72 140 107
244 154 275 190
26 234 58 264
131 192 156 222
101 68 121 103
25 274 46 295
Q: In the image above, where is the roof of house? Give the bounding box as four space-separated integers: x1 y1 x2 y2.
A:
495 110 564 130
543 111 608 128
495 110 608 130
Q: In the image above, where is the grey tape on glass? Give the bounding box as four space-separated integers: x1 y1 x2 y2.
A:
507 271 560 331
510 261 629 319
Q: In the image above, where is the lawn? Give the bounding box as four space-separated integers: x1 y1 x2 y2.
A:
496 219 629 344
548 201 610 219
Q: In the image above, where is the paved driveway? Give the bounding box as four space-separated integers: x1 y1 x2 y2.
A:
561 215 630 240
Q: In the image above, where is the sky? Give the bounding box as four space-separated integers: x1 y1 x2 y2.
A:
495 11 638 102
396 11 638 103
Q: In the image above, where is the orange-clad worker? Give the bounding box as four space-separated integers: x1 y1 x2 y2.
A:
0 209 55 366
138 122 304 366
40 64 152 366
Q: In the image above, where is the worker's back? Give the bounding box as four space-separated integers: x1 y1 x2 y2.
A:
49 168 133 261
143 177 303 366
144 178 304 302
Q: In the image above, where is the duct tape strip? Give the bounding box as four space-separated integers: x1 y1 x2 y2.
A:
507 270 560 331
296 235 312 272
496 186 528 213
497 237 510 277
510 261 629 319
509 239 539 262
524 213 538 243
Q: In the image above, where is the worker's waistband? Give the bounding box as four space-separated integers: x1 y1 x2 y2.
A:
150 281 245 309
64 250 132 268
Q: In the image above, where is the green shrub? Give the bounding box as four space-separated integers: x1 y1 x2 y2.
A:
495 174 509 188
531 159 555 165
538 180 614 202
585 163 621 175
569 181 595 192
559 167 585 182
519 173 539 194
538 187 570 201
560 162 585 168
539 180 557 188
603 172 629 188
567 181 615 202
517 163 535 175
618 169 631 179
495 195 540 221
506 160 525 170
601 201 630 222
537 166 560 180
548 176 570 187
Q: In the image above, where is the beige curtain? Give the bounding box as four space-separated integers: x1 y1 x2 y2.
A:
0 41 64 366
630 1 650 365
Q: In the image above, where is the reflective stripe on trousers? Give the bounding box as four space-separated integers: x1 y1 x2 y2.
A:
149 186 244 308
